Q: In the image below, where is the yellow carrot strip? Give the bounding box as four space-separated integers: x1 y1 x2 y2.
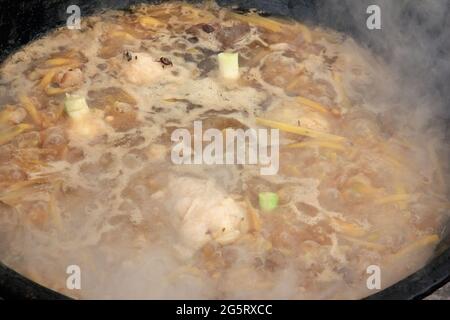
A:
287 139 346 151
256 117 346 142
392 235 439 258
296 96 330 115
186 47 200 55
0 188 38 207
331 218 366 237
110 31 136 42
245 199 262 233
377 142 409 170
19 96 41 126
39 69 57 88
44 58 76 67
366 232 380 242
394 180 408 210
229 12 284 33
343 174 384 197
45 87 74 96
0 106 14 124
0 123 33 146
138 16 164 29
296 23 312 42
343 182 382 200
1 177 48 192
54 102 66 121
0 178 50 205
351 183 380 196
340 234 385 250
375 194 411 205
180 4 216 23
382 154 406 169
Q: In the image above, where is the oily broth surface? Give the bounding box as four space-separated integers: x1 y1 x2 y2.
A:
0 2 448 299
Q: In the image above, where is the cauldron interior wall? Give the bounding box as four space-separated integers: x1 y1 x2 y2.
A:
0 0 382 62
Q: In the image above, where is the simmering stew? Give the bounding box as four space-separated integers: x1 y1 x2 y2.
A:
0 2 448 299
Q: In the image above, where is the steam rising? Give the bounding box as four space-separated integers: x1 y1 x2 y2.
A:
317 0 450 128
0 0 448 300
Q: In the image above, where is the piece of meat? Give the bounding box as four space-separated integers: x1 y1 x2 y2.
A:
216 23 251 48
121 52 165 85
56 68 84 88
165 176 248 258
6 107 27 124
186 23 218 37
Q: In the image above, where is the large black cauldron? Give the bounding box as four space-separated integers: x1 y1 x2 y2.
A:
0 0 448 300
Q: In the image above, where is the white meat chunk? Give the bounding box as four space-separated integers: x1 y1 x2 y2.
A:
166 176 247 258
56 68 84 88
121 52 164 85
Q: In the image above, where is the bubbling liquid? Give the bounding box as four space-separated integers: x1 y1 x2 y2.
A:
0 2 448 299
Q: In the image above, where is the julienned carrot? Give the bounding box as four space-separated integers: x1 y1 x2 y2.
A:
256 117 346 142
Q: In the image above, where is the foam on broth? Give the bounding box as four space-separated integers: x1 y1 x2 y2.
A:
0 2 448 299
